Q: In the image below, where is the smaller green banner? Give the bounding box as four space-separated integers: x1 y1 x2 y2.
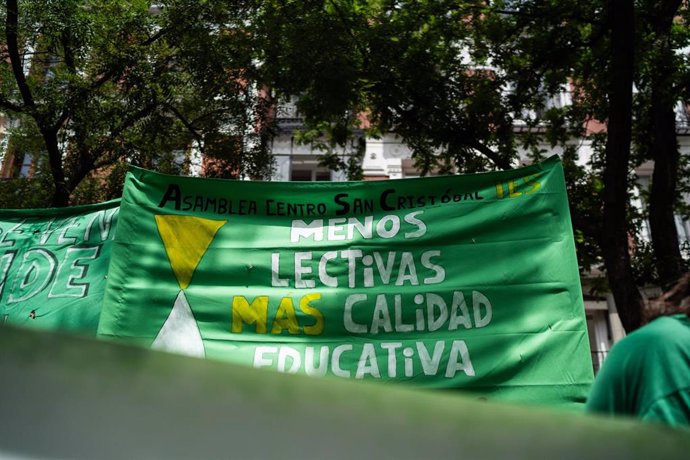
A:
0 200 119 334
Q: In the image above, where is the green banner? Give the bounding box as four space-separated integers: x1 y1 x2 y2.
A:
0 200 119 334
99 156 593 407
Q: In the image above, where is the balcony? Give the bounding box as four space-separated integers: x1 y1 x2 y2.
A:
274 101 304 131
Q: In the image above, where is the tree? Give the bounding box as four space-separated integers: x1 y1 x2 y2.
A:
456 0 690 330
4 0 688 332
600 0 644 332
634 0 690 288
467 0 646 331
254 0 690 332
0 0 271 207
254 0 518 176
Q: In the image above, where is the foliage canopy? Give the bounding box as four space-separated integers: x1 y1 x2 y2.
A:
3 0 690 331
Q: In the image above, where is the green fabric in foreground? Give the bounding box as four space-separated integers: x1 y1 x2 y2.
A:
1 324 688 460
0 200 119 334
99 156 592 407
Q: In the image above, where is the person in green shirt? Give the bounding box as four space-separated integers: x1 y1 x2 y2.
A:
586 274 690 428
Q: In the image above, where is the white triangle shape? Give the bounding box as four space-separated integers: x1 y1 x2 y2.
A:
151 290 205 358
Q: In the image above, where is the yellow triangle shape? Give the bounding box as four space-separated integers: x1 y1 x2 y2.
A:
155 215 226 289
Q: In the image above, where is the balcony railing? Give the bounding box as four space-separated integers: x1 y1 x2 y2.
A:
275 102 303 129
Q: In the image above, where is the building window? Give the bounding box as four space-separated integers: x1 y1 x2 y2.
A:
315 170 331 181
19 153 33 178
290 168 331 182
586 310 611 374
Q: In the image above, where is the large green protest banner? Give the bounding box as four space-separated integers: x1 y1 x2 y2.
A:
0 200 119 334
99 156 593 407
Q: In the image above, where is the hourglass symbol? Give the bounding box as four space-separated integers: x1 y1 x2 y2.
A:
151 215 226 357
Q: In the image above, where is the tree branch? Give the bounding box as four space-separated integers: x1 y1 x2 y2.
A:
0 94 23 113
61 29 76 72
166 103 204 143
141 27 168 47
66 102 158 191
468 140 513 170
53 27 170 132
91 152 121 170
53 71 120 131
5 0 34 109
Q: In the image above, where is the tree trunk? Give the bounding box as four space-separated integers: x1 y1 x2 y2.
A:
6 0 70 207
601 0 644 332
41 127 70 207
647 0 684 288
649 88 682 287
